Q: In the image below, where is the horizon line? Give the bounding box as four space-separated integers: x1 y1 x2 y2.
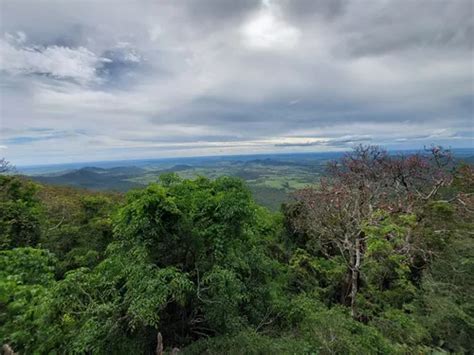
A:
15 145 474 170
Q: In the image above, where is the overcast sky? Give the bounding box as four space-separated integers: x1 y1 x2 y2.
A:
0 0 473 166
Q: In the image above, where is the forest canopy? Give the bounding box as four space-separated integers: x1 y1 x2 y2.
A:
0 146 473 354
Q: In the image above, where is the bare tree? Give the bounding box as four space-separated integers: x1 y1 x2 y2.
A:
288 145 454 318
0 158 13 174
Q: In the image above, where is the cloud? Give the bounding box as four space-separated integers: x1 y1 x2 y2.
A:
281 0 348 21
275 135 372 147
0 33 108 84
0 0 472 165
240 2 301 50
335 0 473 57
4 130 74 145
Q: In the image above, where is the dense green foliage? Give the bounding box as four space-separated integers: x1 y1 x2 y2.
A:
1 148 473 354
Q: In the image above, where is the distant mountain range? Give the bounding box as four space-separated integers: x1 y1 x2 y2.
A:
22 148 474 210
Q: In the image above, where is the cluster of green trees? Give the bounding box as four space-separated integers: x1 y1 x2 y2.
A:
0 146 473 354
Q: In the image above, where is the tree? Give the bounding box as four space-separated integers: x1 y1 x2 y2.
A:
38 189 117 275
0 248 57 352
285 145 454 318
28 176 282 353
0 159 13 174
0 176 42 249
414 163 474 352
111 176 280 343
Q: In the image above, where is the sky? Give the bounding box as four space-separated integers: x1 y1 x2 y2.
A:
0 0 473 166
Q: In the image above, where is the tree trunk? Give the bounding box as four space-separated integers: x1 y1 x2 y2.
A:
156 332 163 355
350 237 361 318
2 344 16 355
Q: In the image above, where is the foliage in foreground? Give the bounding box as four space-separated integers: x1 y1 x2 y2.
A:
0 147 473 354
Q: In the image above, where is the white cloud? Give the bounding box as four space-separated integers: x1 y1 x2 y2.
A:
240 3 300 50
0 34 107 84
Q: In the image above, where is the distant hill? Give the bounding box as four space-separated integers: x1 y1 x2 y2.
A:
27 156 329 210
160 164 193 172
26 149 474 210
34 167 143 192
